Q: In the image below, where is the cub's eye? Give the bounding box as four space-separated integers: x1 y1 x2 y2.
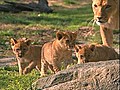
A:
87 54 90 57
23 48 27 51
73 40 76 44
66 40 70 43
80 55 84 59
106 5 111 9
94 4 97 7
16 48 20 51
11 43 14 46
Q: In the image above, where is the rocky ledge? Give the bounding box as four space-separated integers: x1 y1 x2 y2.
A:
31 60 119 90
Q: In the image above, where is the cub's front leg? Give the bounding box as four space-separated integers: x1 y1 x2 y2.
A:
52 58 61 73
63 52 73 69
23 61 36 74
41 60 48 77
64 59 73 69
18 62 25 75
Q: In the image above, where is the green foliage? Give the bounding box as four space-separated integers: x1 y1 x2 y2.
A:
0 30 14 36
0 4 93 30
0 3 94 51
0 66 40 90
63 0 78 5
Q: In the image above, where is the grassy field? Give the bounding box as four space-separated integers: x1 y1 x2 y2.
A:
0 0 119 90
0 0 97 57
0 66 40 90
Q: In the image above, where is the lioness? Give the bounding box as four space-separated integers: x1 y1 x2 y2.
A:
92 0 119 47
74 44 119 64
41 31 77 76
10 38 41 75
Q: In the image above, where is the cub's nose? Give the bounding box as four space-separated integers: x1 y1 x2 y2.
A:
97 17 102 19
69 45 74 49
70 45 74 48
80 55 84 59
18 52 24 57
18 54 22 57
97 17 102 20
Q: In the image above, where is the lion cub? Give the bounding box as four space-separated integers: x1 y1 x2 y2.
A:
41 31 77 76
10 38 42 75
74 44 119 64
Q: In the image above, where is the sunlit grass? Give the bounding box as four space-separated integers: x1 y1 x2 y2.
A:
0 3 95 49
0 66 40 90
0 4 93 30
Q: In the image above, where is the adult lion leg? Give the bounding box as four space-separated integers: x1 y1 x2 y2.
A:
100 26 113 47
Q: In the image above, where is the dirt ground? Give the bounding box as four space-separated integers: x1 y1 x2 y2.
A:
0 57 17 67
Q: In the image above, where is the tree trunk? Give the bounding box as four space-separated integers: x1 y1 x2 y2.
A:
0 0 53 13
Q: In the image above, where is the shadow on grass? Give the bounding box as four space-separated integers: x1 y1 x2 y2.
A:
0 4 93 26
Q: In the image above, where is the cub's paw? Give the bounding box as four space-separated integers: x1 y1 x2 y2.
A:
23 67 30 74
40 73 48 77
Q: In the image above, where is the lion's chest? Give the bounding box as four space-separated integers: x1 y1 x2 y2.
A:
45 49 72 64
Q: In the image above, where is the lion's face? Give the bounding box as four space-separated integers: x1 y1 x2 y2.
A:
56 31 77 50
74 45 95 64
10 38 31 58
92 0 117 26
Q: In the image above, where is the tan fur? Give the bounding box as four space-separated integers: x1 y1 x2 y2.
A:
41 31 77 76
10 38 42 75
75 44 119 64
92 0 119 47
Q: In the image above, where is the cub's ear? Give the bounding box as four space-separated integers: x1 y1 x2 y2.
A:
56 31 64 40
10 38 17 46
89 44 95 51
22 37 28 41
25 39 31 46
74 45 81 52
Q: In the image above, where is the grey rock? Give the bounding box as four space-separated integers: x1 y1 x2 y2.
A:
31 60 119 90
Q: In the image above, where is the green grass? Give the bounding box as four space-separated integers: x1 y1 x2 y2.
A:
0 5 93 30
0 3 95 50
63 0 79 5
0 66 40 90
